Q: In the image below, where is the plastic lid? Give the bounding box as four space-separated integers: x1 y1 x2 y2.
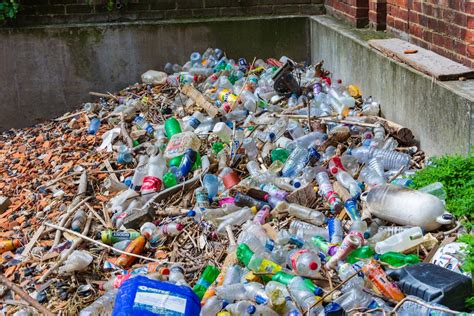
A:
175 223 185 231
247 305 257 314
187 210 196 217
330 167 339 174
268 132 276 141
160 267 170 275
309 261 318 270
293 181 301 188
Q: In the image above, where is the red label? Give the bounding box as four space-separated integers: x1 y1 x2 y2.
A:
141 176 162 192
113 274 132 288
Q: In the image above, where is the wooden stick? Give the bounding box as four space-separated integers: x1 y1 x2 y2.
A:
20 225 45 258
85 202 108 228
44 222 166 264
89 91 117 99
0 275 55 316
39 216 93 283
181 85 218 117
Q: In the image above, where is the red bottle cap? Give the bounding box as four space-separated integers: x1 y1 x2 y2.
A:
309 261 319 270
222 171 240 189
175 223 184 231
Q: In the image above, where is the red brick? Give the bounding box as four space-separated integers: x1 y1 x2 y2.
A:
467 30 474 44
453 40 467 55
409 23 423 38
432 32 444 47
422 2 433 16
394 17 408 32
409 11 420 24
468 16 474 30
412 0 422 12
386 14 395 27
466 2 474 14
422 29 433 42
447 0 461 11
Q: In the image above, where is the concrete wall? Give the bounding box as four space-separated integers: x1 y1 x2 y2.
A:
310 15 473 156
0 16 309 130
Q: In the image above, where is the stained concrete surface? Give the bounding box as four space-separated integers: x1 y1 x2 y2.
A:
310 15 473 156
0 16 309 130
1 14 473 156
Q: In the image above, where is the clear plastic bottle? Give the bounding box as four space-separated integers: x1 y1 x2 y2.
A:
289 220 329 241
225 300 256 315
141 153 166 195
334 169 361 198
266 118 288 142
59 250 93 273
315 170 344 213
79 289 118 316
130 155 149 191
133 113 154 135
184 111 205 131
281 146 309 178
216 283 247 302
337 261 365 289
328 155 359 177
332 287 373 312
418 182 447 201
222 264 244 286
201 296 227 316
360 166 386 187
377 225 413 236
287 276 323 314
288 203 327 226
216 207 256 232
397 296 454 316
287 131 328 151
350 147 410 170
242 138 258 160
374 226 424 254
168 264 188 287
287 248 321 278
244 282 269 304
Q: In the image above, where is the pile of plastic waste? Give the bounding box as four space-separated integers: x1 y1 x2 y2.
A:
0 48 472 316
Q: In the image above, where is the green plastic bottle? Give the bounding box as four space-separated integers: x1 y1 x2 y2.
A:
377 252 420 267
237 244 281 279
192 152 202 171
169 155 183 167
346 245 375 264
163 172 177 189
164 117 182 139
192 265 220 299
272 271 323 296
271 148 290 163
212 142 224 155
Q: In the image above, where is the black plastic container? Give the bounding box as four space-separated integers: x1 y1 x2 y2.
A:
387 263 472 311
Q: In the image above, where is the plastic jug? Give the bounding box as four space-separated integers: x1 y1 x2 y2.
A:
362 184 453 231
112 276 201 315
387 263 472 311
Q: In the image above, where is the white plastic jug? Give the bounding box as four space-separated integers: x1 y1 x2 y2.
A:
362 184 453 231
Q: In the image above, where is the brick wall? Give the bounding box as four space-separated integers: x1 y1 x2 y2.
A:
10 0 324 26
386 0 473 68
325 0 369 27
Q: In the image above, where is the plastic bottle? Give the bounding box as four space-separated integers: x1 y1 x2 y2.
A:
133 113 154 135
141 153 166 194
374 226 424 254
350 147 410 170
87 117 101 135
201 296 227 316
337 261 365 289
328 155 359 177
202 173 219 201
253 205 271 224
266 117 288 142
288 203 327 226
377 225 413 236
346 245 375 264
364 184 453 231
281 146 309 178
287 248 321 278
308 236 338 256
79 289 118 316
315 170 344 213
397 296 454 316
174 148 197 179
193 265 221 299
325 232 363 269
115 236 146 268
242 138 258 160
59 250 93 273
344 198 361 222
0 239 21 254
289 220 329 241
362 259 405 301
225 300 256 315
418 182 447 201
169 264 189 287
71 209 87 232
237 243 282 276
333 169 361 198
213 122 232 143
327 218 344 244
287 131 328 151
377 252 420 267
215 283 247 302
97 230 141 244
130 155 148 191
216 206 256 232
117 145 133 165
287 276 323 314
360 165 386 187
244 282 269 304
332 287 374 312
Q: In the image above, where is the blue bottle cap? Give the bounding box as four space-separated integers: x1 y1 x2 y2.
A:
324 302 343 315
247 305 257 314
187 210 196 217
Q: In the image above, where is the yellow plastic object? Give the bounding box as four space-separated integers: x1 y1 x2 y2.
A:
348 85 361 98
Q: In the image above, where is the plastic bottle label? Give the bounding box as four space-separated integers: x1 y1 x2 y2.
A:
259 259 282 274
141 176 162 192
133 285 187 314
113 274 132 288
188 116 201 129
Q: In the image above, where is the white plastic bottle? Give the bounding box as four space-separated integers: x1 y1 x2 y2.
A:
374 226 424 254
225 300 257 315
213 122 232 143
216 283 247 302
141 153 166 195
334 169 361 197
200 296 226 316
216 207 256 232
59 250 93 273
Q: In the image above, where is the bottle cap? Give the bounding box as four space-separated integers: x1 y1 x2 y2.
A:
247 305 256 314
187 210 196 217
175 223 184 231
309 261 319 270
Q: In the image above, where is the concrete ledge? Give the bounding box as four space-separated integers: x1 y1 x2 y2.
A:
0 16 309 130
310 15 473 156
